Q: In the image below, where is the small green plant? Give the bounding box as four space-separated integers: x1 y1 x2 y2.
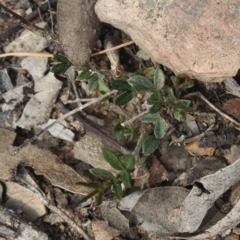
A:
114 120 136 141
76 67 110 93
51 54 73 74
76 147 135 205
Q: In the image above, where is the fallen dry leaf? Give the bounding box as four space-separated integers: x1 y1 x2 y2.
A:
0 128 91 195
185 140 215 156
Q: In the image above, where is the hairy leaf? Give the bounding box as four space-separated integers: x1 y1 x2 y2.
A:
113 180 122 200
141 112 160 123
154 117 168 139
102 148 125 170
122 170 132 189
88 75 98 92
128 75 155 92
142 135 159 156
154 68 165 90
90 168 115 180
122 154 135 171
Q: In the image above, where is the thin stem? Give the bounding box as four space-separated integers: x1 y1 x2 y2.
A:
121 109 149 127
91 40 135 57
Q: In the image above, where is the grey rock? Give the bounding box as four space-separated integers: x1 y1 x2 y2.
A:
4 22 50 53
95 0 240 82
21 56 48 80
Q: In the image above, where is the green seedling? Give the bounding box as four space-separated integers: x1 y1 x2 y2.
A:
76 68 110 93
76 147 135 205
114 120 136 141
51 54 72 74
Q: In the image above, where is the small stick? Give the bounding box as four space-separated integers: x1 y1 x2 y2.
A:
121 109 149 127
91 40 135 57
185 91 240 127
0 52 54 58
14 90 118 154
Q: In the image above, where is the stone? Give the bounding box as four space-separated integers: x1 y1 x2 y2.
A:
4 22 50 53
95 0 240 82
21 56 48 80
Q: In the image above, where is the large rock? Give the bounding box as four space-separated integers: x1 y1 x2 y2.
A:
95 0 240 82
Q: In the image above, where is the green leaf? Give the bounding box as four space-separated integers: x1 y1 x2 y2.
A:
172 108 181 121
90 168 115 180
115 130 123 141
96 72 105 81
51 62 71 74
163 85 177 103
179 77 194 89
141 112 160 123
102 148 125 170
142 135 159 156
53 54 72 64
148 91 163 104
98 80 110 93
96 191 103 205
114 91 133 105
77 68 93 80
88 75 99 93
114 122 123 132
75 190 98 205
170 76 181 88
154 68 165 90
112 180 122 200
128 75 155 92
121 170 132 188
142 67 155 79
175 99 191 109
154 117 168 139
149 103 162 114
112 80 132 91
122 155 135 171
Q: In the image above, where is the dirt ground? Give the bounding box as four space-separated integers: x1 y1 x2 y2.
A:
0 0 240 240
